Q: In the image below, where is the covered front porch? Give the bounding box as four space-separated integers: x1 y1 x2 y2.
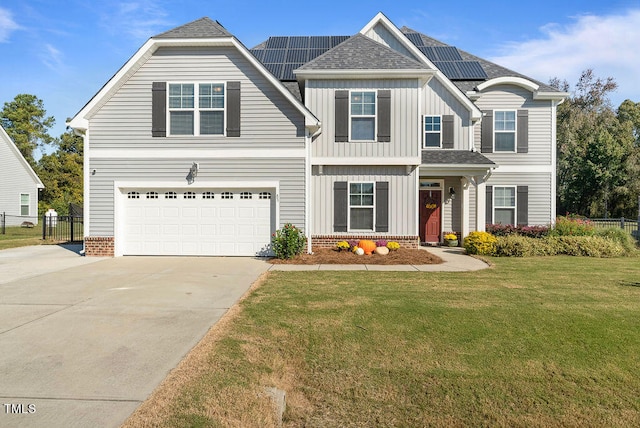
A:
418 150 495 244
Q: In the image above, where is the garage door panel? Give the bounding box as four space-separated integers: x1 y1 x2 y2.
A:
121 188 275 256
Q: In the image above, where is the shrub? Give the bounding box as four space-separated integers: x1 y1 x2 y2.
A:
336 241 350 252
519 225 550 238
595 227 638 253
551 216 596 236
271 223 307 259
463 231 497 256
494 235 627 257
486 223 549 238
556 236 625 257
486 224 518 236
386 241 400 251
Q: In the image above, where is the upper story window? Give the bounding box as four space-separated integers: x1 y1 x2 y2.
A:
494 110 516 152
350 91 376 141
168 83 225 136
424 116 441 148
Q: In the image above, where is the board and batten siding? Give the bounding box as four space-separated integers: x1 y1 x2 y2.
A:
423 78 471 150
312 165 417 236
88 157 305 236
485 172 553 226
308 79 420 158
363 23 421 61
0 136 40 225
474 85 553 165
88 46 306 150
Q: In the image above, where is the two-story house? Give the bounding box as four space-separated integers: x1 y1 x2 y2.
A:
69 13 567 257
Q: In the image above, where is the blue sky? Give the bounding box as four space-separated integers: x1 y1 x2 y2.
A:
1 0 639 152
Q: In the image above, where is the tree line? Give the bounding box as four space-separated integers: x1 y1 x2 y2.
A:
1 69 639 220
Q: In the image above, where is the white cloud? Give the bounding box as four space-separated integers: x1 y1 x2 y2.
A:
41 43 65 72
0 7 21 42
490 9 640 104
101 1 172 41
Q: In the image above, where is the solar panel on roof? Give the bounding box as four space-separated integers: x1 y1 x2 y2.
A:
286 49 308 63
330 36 349 47
433 61 462 79
454 61 488 80
282 63 303 80
288 36 309 49
433 46 463 61
249 49 264 61
265 37 288 49
406 33 424 47
263 49 286 63
418 46 437 62
308 48 327 61
309 36 330 49
264 63 283 77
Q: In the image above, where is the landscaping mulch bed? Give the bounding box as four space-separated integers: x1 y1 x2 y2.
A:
269 247 443 265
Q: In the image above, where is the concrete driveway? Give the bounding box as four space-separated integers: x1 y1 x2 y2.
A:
0 245 269 428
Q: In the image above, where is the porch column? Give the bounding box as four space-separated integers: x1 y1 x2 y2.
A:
476 179 486 232
461 177 470 238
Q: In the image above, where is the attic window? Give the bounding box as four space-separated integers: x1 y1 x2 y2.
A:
168 83 225 136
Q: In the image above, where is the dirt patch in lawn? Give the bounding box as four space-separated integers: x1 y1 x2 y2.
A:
269 247 443 265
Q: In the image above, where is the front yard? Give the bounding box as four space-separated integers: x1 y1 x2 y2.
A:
0 225 43 250
124 256 640 427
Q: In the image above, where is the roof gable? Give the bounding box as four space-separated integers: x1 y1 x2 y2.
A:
153 17 231 38
0 125 44 188
297 34 427 71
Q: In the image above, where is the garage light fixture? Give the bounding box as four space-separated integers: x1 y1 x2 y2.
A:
187 162 199 184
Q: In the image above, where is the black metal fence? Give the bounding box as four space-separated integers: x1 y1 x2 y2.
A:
1 212 4 235
42 215 84 243
589 217 639 236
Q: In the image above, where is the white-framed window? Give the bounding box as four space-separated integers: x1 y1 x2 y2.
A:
349 182 375 231
494 110 516 152
350 91 376 141
20 193 30 216
168 82 225 136
494 186 516 225
423 115 441 148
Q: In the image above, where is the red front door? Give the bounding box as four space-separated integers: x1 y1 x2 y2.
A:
419 190 441 243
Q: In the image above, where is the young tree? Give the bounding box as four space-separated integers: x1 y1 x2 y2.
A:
0 94 55 167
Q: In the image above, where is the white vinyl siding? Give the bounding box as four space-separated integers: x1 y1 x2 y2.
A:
89 46 305 150
308 79 420 158
312 165 417 236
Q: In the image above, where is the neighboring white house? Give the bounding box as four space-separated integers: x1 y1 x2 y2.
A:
0 125 44 226
69 13 567 257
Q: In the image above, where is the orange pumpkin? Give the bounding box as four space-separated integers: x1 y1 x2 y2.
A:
358 239 376 255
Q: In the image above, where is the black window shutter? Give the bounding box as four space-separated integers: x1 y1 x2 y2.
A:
377 90 391 142
335 90 349 142
486 185 493 225
333 181 348 232
442 115 454 149
481 110 493 153
517 109 528 153
517 186 529 226
375 181 389 232
227 81 241 137
152 82 166 137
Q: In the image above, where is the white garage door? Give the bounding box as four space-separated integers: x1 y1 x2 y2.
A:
121 188 273 256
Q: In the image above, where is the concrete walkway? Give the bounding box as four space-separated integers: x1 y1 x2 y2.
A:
268 246 490 272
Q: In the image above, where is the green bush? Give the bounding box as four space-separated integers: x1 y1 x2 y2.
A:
595 227 638 253
271 223 307 259
494 235 627 257
464 231 497 256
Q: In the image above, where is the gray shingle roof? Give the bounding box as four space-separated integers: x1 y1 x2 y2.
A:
297 34 428 71
153 17 231 39
421 150 495 165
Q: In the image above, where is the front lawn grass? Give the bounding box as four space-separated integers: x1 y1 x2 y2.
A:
0 225 44 250
125 256 640 427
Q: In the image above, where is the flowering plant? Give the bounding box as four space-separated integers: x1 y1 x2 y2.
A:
336 241 350 251
375 239 388 247
386 241 400 251
444 233 458 241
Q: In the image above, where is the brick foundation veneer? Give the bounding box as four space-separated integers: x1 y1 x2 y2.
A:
311 235 419 249
85 237 115 257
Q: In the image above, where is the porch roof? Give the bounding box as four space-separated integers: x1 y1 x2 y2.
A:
420 150 495 176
